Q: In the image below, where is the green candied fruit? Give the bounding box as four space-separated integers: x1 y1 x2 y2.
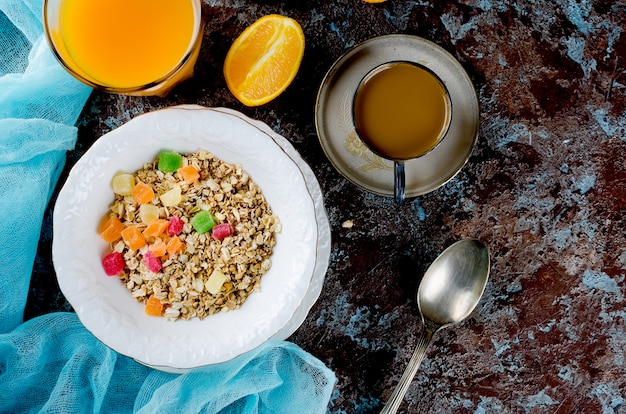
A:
158 150 183 173
191 210 215 234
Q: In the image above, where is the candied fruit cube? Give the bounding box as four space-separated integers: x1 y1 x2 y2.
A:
111 173 135 196
191 210 215 234
121 226 146 251
139 204 160 224
167 216 184 236
143 250 162 273
149 240 167 257
145 295 164 317
166 236 185 256
142 219 169 238
212 222 232 240
178 165 200 184
131 181 155 205
102 251 125 276
158 150 183 173
99 216 125 243
205 269 228 294
160 184 182 207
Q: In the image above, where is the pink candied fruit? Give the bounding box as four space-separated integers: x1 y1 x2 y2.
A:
102 251 125 276
167 216 184 236
143 251 162 273
212 222 233 240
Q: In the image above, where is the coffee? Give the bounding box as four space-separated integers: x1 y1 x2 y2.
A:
353 61 451 160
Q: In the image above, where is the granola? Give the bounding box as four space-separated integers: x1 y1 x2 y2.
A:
103 149 281 321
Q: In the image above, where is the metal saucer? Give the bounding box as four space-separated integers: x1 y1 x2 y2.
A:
315 34 479 197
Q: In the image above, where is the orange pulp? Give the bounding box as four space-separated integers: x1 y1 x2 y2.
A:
223 14 305 106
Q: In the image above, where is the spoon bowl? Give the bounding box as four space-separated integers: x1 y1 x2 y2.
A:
418 239 490 326
380 239 490 414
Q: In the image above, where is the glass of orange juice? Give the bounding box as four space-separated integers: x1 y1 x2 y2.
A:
353 61 452 204
43 0 204 97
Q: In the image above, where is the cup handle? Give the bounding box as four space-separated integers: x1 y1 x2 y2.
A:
394 161 405 205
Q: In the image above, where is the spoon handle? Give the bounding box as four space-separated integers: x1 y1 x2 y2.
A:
380 324 436 414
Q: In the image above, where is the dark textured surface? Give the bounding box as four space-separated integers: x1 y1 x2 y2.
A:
29 1 626 413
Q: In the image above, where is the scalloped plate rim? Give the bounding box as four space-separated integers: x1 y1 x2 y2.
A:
53 105 320 369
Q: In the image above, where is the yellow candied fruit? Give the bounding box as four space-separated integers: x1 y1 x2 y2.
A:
111 173 135 196
205 269 228 294
139 204 160 224
160 184 182 207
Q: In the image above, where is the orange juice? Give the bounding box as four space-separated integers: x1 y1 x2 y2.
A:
353 61 451 160
47 0 199 91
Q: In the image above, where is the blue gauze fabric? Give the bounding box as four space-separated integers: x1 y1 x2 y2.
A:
0 2 336 412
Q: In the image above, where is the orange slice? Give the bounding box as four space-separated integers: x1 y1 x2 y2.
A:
224 14 305 107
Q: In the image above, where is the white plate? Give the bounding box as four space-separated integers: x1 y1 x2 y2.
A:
53 106 319 369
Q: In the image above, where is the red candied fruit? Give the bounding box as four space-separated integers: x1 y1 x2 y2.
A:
102 251 125 276
167 216 184 236
143 251 162 273
212 222 233 240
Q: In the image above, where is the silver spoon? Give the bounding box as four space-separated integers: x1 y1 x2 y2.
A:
380 239 490 414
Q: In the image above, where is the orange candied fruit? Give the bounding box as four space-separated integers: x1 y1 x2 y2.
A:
149 240 168 257
99 216 125 243
166 236 185 256
145 295 164 317
131 181 155 205
178 165 200 184
121 226 147 251
142 219 169 238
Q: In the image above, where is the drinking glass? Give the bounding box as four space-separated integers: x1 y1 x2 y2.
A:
43 0 204 97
